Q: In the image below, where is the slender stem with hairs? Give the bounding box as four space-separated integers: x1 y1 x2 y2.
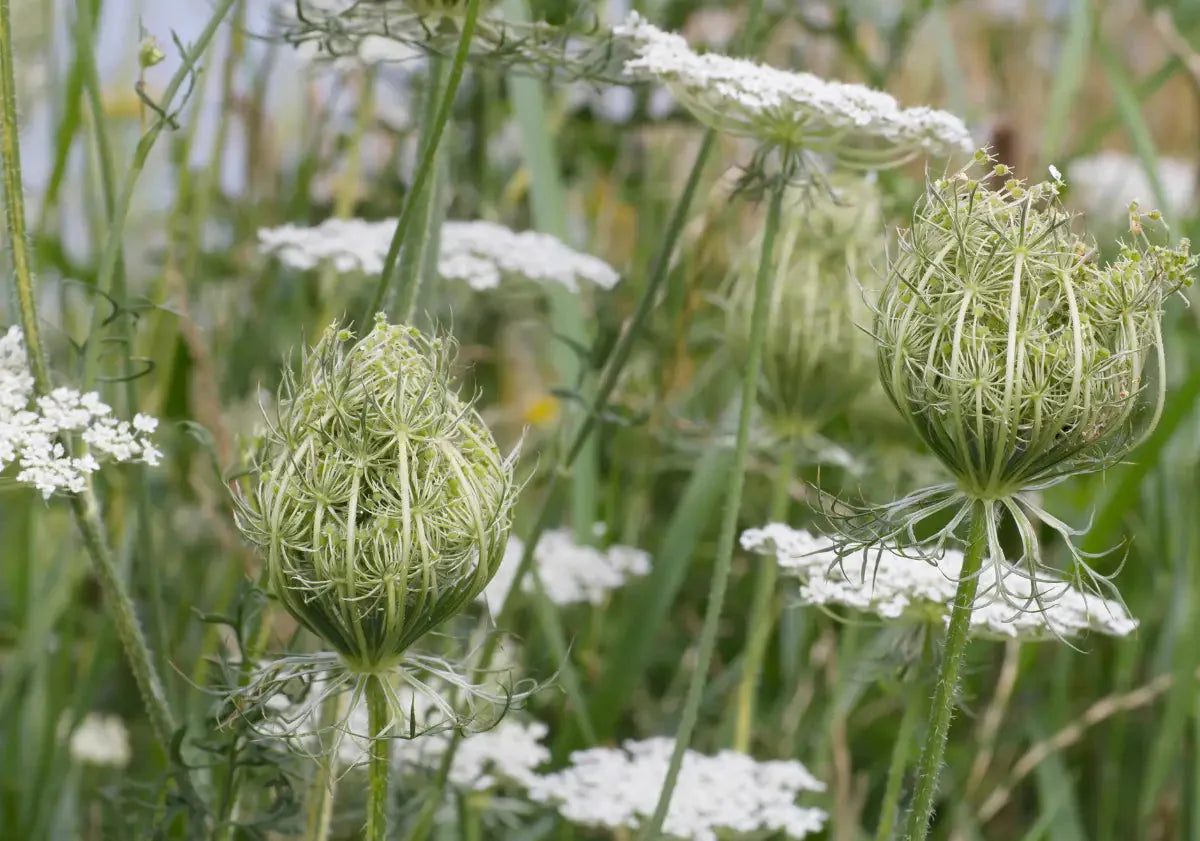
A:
732 437 797 751
876 642 930 841
403 130 718 841
0 0 242 753
638 183 786 841
903 501 988 841
365 675 392 841
364 0 481 321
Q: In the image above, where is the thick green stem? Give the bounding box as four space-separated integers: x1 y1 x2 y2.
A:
876 660 927 841
365 675 391 841
363 0 480 321
732 438 796 751
903 502 988 841
638 184 786 841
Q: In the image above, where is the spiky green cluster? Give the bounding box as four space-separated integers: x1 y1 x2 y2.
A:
727 179 883 434
237 315 516 672
876 156 1193 499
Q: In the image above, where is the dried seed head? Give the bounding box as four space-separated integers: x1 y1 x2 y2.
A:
727 179 882 433
875 154 1194 499
236 315 516 672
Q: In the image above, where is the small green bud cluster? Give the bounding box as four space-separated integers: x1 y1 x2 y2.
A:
237 315 516 673
876 153 1194 499
727 179 883 434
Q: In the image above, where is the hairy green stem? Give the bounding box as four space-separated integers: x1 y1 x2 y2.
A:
876 658 927 841
364 0 480 321
732 438 796 751
903 502 988 841
0 0 211 753
365 675 391 841
639 184 786 841
403 129 718 841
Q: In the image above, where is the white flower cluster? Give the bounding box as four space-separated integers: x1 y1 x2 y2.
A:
0 327 162 498
527 737 827 841
258 219 620 291
741 524 1138 639
479 527 651 615
614 13 972 164
66 713 132 768
1066 151 1196 224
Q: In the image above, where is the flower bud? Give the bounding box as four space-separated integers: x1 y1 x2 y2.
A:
727 179 882 435
875 158 1194 499
237 316 516 672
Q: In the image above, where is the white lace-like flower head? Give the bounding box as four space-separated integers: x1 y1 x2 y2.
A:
479 527 651 615
0 327 162 499
527 737 827 841
258 219 620 291
614 12 972 167
741 524 1138 639
66 713 132 768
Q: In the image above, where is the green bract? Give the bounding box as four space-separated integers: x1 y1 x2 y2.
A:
237 315 516 673
727 179 882 435
876 158 1193 500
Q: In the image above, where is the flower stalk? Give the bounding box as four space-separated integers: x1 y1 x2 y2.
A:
365 0 482 321
365 675 392 841
902 501 988 841
639 182 786 841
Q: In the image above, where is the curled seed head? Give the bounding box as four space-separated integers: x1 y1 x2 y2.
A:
875 153 1194 498
236 315 516 672
727 178 883 433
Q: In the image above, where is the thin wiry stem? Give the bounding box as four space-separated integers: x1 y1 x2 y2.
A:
364 0 482 321
875 637 930 841
638 182 786 841
402 129 717 841
732 435 796 751
0 0 244 753
902 500 989 841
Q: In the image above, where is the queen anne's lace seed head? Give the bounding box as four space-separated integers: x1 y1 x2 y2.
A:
614 13 972 167
741 524 1137 639
479 527 650 615
877 154 1195 500
235 316 517 672
258 219 620 291
727 179 882 431
527 738 827 841
0 327 162 499
66 713 132 768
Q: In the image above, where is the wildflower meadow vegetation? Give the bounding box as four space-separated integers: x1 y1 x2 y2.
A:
4 1 1200 840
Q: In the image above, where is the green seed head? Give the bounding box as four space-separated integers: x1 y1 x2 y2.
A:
237 315 516 672
727 178 883 434
876 154 1193 499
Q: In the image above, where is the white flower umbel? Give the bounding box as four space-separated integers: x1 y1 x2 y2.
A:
66 713 132 768
741 524 1138 640
614 12 972 168
528 738 827 841
1067 151 1196 224
258 219 620 291
479 527 651 615
0 327 162 499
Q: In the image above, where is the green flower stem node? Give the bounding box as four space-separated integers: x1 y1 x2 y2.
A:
903 501 988 841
